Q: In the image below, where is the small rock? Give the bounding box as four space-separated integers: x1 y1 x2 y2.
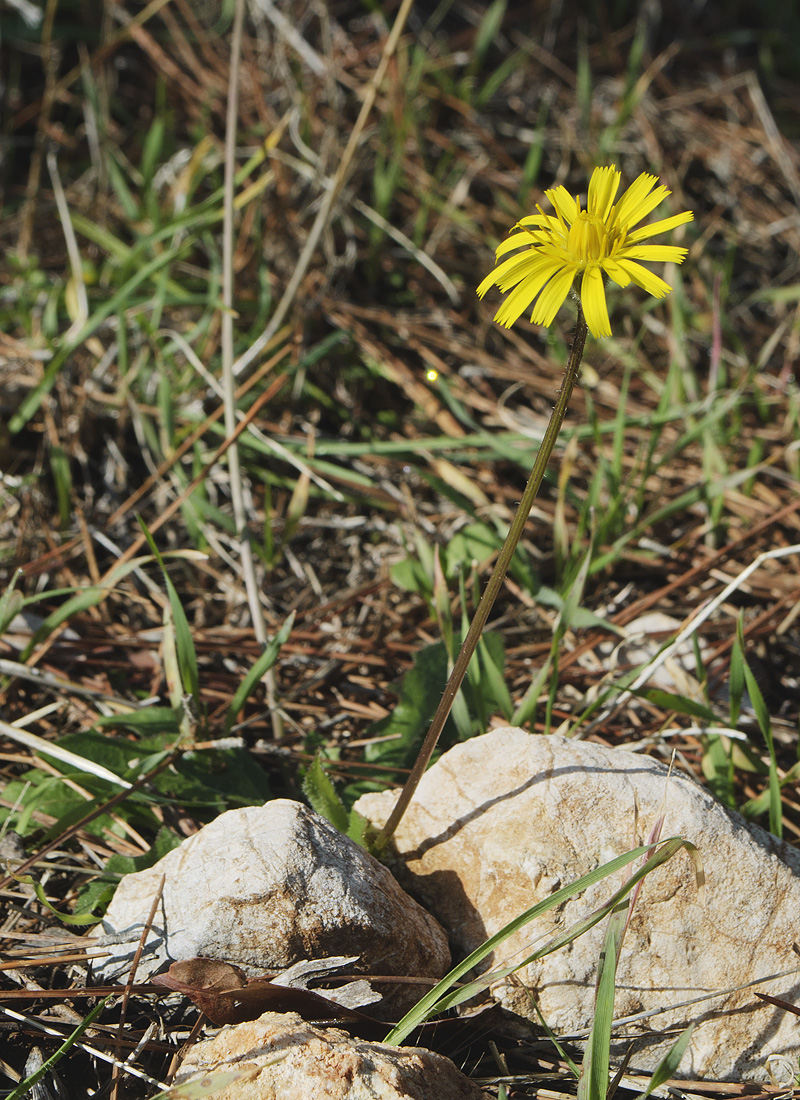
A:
91 800 449 1015
174 1011 484 1100
355 728 800 1081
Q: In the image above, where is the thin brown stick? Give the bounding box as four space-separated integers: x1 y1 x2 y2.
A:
110 875 166 1100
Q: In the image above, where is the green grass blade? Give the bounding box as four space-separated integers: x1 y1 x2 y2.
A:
632 1025 694 1099
736 616 782 836
5 997 110 1100
413 837 694 1021
9 234 207 433
383 836 690 1044
224 611 294 732
138 520 200 702
577 901 627 1100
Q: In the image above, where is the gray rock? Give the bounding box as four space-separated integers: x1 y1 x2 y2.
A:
91 799 449 1016
355 728 800 1081
175 1011 484 1100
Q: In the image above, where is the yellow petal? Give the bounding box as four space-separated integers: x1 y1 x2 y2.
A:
615 259 672 298
494 262 563 327
503 248 562 282
478 252 540 297
517 213 561 234
495 229 538 259
580 266 612 338
626 210 693 242
613 174 669 228
588 165 620 221
620 244 688 263
531 266 575 327
602 258 632 288
546 186 579 224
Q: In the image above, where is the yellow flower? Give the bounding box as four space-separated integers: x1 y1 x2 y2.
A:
477 165 693 339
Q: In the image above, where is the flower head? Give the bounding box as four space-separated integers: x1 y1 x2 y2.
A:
477 165 693 339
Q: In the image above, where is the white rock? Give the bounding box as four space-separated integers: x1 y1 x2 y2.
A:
355 728 800 1081
92 800 449 1015
175 1011 483 1100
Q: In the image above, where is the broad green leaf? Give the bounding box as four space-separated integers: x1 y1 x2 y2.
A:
96 706 183 736
12 873 111 925
364 633 509 770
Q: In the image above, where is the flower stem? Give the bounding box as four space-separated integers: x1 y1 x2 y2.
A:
373 307 589 853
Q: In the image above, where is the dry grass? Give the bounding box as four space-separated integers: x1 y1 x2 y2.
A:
1 0 800 1095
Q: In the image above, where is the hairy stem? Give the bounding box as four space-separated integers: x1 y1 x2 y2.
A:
374 308 589 852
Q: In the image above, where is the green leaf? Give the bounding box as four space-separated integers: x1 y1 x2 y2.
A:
96 706 184 735
0 568 24 635
141 114 165 188
364 632 509 771
632 1025 694 1099
629 688 716 722
4 731 272 844
474 0 506 63
10 235 204 432
106 153 140 219
11 872 111 925
701 734 736 808
50 444 73 528
737 619 781 837
346 809 369 847
17 551 203 660
478 633 513 721
729 633 745 728
364 641 450 770
389 556 432 597
512 654 552 728
2 767 160 843
303 755 349 835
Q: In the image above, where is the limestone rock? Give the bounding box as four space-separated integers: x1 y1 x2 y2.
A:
92 799 449 1015
355 728 800 1081
175 1011 483 1100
